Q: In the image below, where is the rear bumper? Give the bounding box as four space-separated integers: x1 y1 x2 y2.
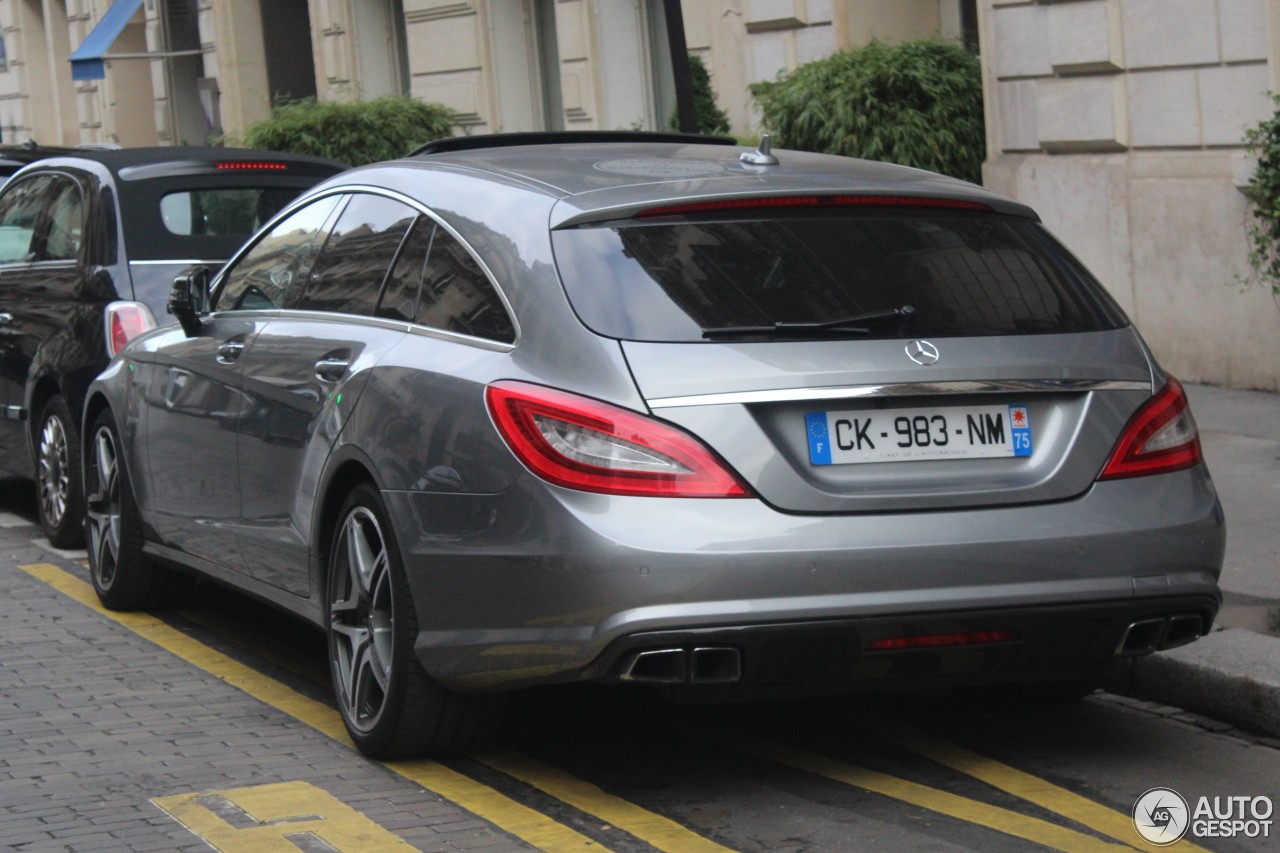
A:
583 596 1219 701
384 467 1225 692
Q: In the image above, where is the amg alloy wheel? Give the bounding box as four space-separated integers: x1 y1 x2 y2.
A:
327 483 501 757
329 503 396 737
86 409 163 610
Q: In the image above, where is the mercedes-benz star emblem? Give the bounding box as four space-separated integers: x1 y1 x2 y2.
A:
905 340 940 366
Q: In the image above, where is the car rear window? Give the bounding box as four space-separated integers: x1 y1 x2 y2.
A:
119 174 337 262
160 187 301 236
551 211 1128 342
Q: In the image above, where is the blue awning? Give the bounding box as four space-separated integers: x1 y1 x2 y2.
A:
68 0 146 81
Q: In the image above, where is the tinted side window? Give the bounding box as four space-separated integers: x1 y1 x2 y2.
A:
417 228 515 343
0 175 52 264
375 215 434 322
40 176 84 261
293 194 416 316
216 195 342 311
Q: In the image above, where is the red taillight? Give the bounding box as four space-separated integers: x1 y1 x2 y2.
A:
485 381 751 498
215 161 287 171
637 195 992 218
105 302 158 358
866 630 1019 652
1099 377 1202 480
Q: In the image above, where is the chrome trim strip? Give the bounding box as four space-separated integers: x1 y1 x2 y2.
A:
129 259 227 266
206 308 516 353
403 322 515 353
646 379 1151 409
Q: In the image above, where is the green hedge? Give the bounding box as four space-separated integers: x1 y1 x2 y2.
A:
240 96 456 166
751 40 985 184
1242 95 1280 296
668 54 731 136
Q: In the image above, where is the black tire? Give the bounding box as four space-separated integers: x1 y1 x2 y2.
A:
36 395 86 549
85 408 166 610
326 483 502 758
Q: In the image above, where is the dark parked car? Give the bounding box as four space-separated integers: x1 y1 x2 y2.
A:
0 146 345 546
84 132 1224 758
0 141 91 187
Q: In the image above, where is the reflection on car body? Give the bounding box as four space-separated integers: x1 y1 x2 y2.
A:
0 146 344 547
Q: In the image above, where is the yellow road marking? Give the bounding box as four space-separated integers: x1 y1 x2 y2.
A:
28 559 1173 853
867 721 1212 853
154 781 416 851
476 751 734 853
725 736 1133 852
20 563 604 852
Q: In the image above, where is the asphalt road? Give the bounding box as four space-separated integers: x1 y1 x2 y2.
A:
2 475 1278 852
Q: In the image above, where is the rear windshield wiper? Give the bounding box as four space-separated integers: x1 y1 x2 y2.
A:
701 305 915 338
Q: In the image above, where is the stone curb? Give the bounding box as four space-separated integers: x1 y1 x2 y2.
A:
1107 629 1280 739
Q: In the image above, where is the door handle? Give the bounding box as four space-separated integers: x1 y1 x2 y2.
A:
215 340 244 364
314 357 350 383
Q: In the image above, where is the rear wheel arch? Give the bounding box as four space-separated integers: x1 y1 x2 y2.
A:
316 457 382 581
316 454 505 756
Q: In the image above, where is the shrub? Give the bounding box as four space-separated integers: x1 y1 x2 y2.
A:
668 54 732 136
240 96 457 166
751 40 985 184
1241 94 1280 297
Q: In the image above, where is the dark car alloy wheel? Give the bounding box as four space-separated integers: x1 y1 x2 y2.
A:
37 396 85 548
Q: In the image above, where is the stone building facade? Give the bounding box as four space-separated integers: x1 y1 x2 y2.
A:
0 0 1276 389
981 0 1280 391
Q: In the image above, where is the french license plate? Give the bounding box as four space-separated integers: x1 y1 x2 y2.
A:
806 404 1033 465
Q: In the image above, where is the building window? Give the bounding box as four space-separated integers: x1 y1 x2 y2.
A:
961 0 979 54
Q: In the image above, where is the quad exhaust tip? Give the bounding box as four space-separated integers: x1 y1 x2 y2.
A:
620 646 742 684
1115 613 1204 657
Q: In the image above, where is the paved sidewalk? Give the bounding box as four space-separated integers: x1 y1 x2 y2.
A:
0 530 529 852
1110 383 1280 737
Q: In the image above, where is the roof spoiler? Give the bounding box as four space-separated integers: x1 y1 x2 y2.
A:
410 131 737 157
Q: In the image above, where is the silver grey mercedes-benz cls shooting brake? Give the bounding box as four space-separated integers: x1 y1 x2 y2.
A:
83 132 1224 758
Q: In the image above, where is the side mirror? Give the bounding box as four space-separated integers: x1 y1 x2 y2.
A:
169 265 209 337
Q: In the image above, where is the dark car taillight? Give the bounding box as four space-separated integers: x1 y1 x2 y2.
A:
104 301 157 358
486 381 751 498
1099 377 1202 480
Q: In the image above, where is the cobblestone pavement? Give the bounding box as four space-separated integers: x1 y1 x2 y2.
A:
0 518 533 852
